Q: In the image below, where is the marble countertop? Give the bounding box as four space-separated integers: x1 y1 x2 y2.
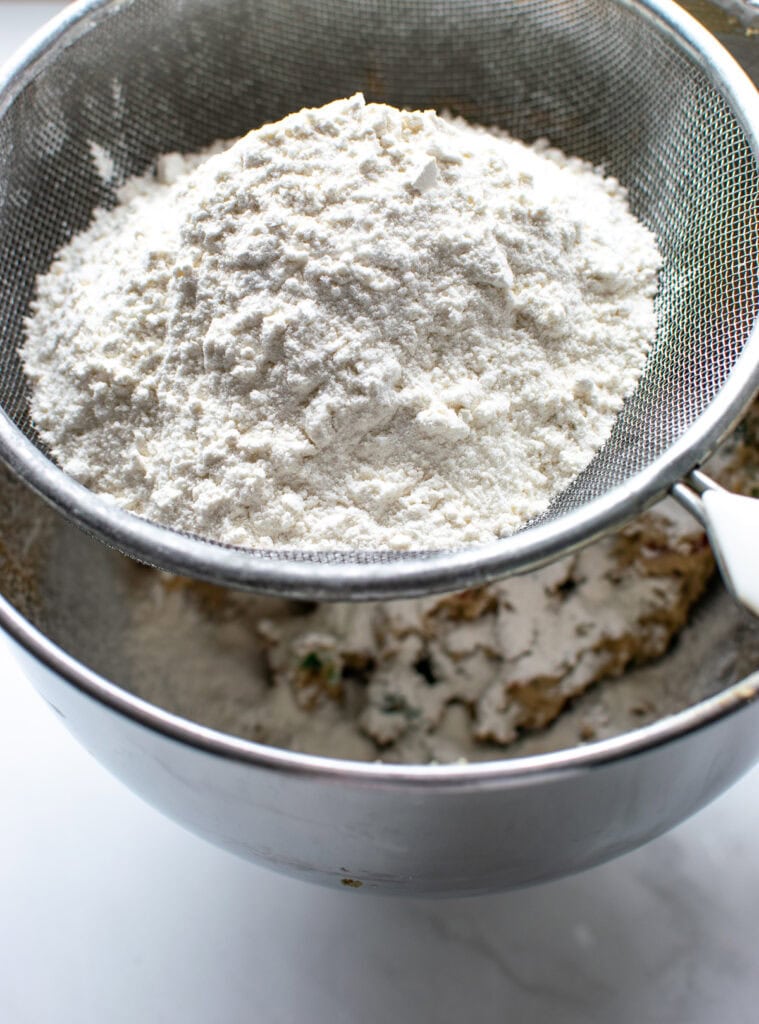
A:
1 4 759 1022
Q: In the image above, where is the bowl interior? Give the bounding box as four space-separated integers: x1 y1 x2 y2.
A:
2 461 759 763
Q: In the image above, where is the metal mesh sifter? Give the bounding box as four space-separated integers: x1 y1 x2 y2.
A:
0 0 758 602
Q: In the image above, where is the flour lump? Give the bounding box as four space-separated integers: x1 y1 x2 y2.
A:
24 94 661 551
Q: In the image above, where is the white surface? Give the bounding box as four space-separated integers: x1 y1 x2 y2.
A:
2 5 759 1023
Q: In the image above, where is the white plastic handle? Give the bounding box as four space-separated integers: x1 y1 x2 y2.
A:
672 470 759 616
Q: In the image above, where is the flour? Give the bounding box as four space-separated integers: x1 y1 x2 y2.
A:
122 403 757 765
253 498 715 761
23 94 661 551
115 496 715 764
2 400 755 766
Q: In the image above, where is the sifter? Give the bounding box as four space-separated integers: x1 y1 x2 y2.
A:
0 0 758 603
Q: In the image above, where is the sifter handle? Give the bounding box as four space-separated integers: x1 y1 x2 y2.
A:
672 469 759 617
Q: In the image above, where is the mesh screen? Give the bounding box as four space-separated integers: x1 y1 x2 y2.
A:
0 0 757 575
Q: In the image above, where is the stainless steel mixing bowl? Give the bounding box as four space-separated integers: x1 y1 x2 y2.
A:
2 461 759 896
2 0 759 896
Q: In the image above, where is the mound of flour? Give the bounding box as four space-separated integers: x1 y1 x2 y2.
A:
23 94 661 550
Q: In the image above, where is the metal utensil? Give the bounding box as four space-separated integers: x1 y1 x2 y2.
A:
2 454 759 895
0 0 758 601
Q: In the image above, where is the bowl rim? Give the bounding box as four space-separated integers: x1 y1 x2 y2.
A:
2 585 758 787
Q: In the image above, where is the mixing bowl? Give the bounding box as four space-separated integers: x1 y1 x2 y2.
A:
2 461 759 896
2 0 759 896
